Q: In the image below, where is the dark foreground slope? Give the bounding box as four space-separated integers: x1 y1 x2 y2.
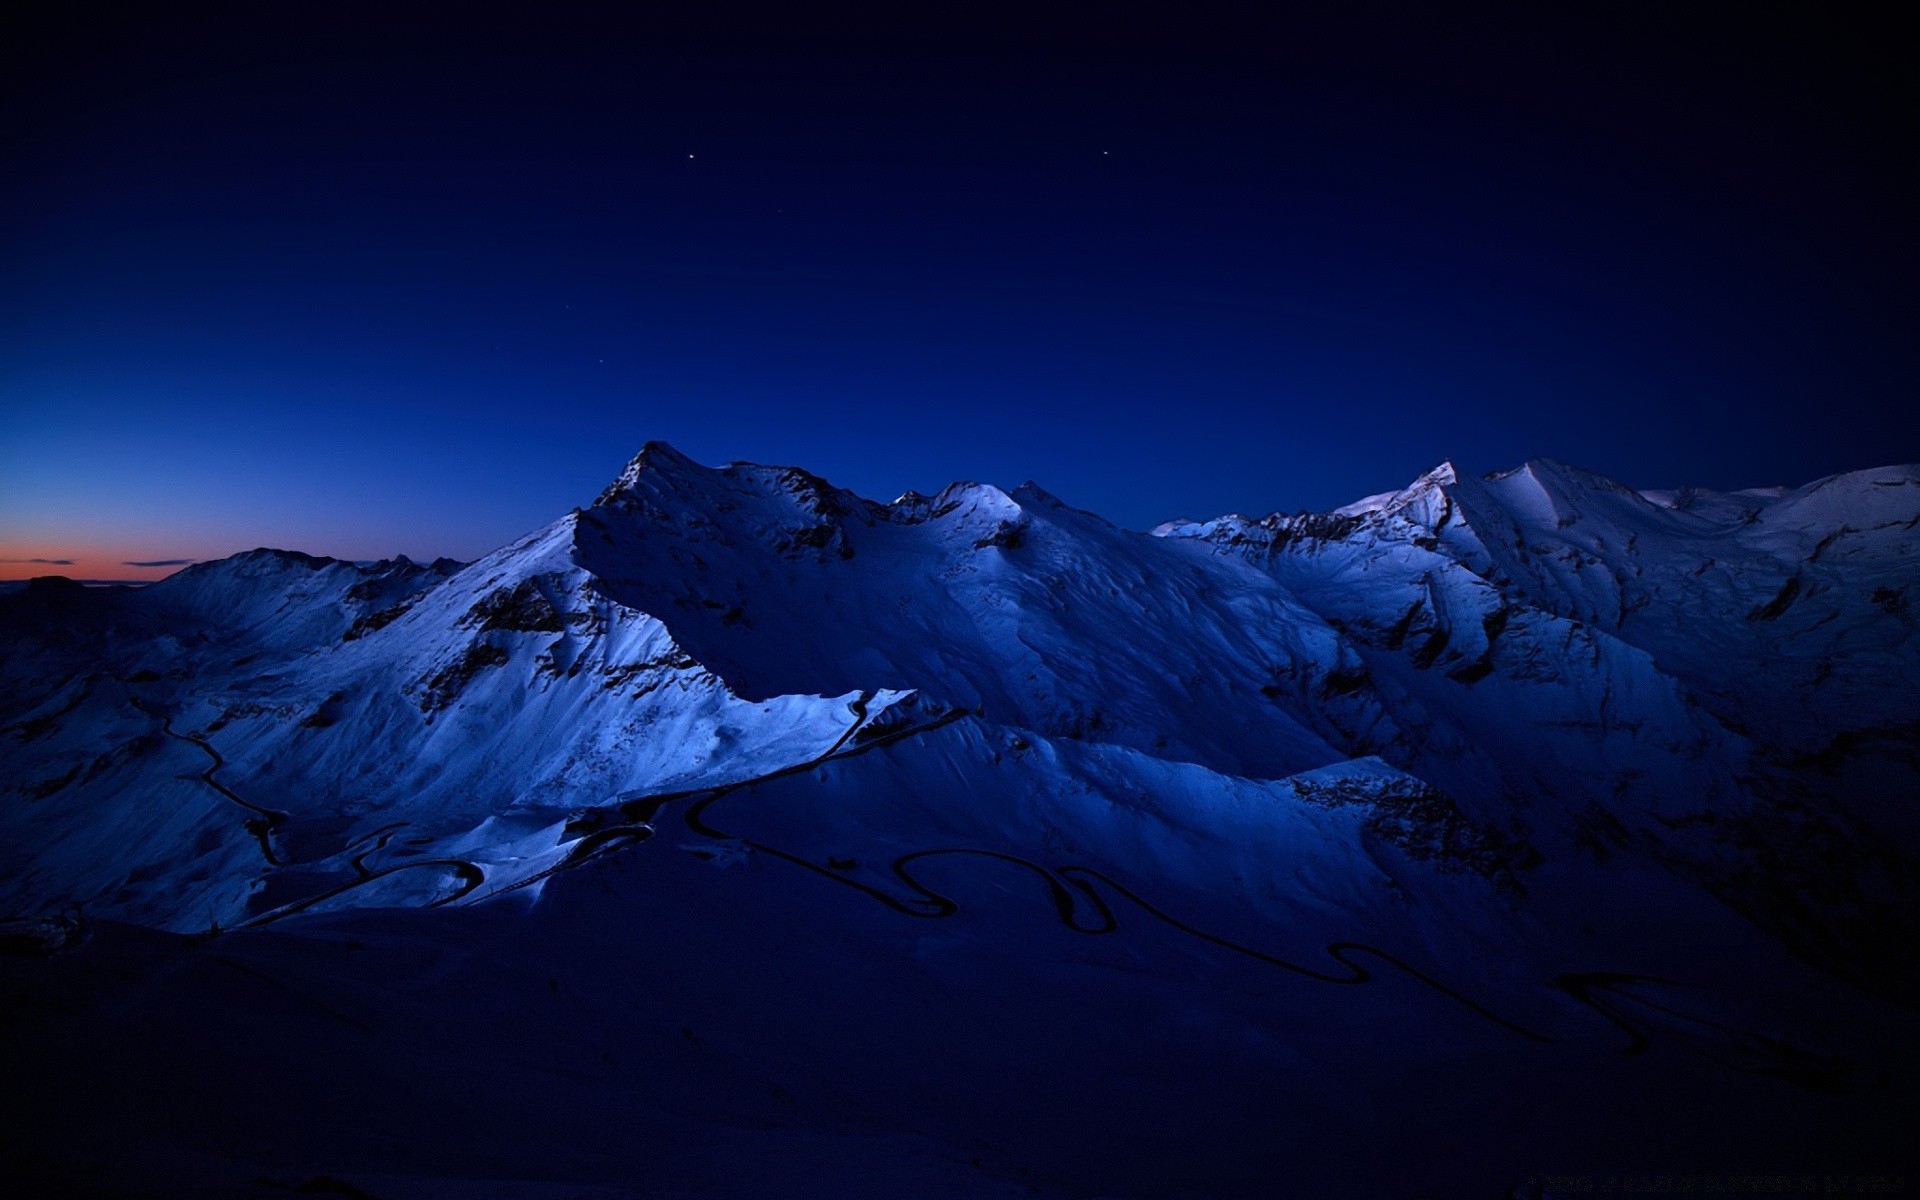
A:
3 448 1917 1198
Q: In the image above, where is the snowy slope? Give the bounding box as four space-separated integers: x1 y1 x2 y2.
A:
3 446 1917 1197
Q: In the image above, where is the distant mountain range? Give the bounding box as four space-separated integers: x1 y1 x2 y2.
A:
4 446 1917 1197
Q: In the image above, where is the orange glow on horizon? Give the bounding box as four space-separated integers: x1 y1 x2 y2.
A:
0 543 200 585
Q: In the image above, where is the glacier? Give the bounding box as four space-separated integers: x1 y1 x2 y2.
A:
2 446 1916 1197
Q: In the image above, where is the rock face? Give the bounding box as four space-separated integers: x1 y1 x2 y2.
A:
2 447 1917 1196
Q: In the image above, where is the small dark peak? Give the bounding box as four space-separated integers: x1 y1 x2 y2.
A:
358 553 418 574
429 557 465 576
22 575 85 596
347 553 457 607
0 575 119 622
347 566 403 602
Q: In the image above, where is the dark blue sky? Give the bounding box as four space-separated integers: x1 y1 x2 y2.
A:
3 5 1915 576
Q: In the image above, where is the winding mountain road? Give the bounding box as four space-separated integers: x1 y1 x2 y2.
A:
135 699 290 867
574 694 1847 1087
136 690 1845 1087
237 858 485 928
134 699 485 925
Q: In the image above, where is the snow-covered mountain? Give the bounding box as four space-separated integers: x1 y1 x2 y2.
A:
3 446 1917 1197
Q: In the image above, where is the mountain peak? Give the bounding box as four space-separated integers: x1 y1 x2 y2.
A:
594 441 708 507
627 440 704 476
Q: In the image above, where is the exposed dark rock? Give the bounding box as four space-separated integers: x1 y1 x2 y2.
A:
1292 774 1531 890
1381 601 1424 651
1319 666 1370 697
1265 510 1367 552
1445 658 1495 685
299 691 348 729
600 649 702 697
419 644 512 713
463 580 564 633
342 597 417 641
1408 627 1451 670
973 520 1026 551
789 524 835 549
26 762 83 800
1747 575 1802 622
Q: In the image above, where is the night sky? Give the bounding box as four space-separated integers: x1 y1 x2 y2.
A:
3 5 1915 581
